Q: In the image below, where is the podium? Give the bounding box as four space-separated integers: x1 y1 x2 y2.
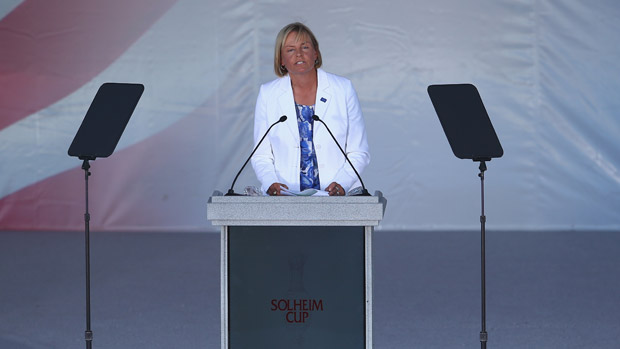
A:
207 192 386 349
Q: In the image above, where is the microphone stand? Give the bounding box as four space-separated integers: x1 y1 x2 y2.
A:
312 115 370 196
226 115 287 196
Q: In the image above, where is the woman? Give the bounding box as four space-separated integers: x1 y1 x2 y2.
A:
251 22 370 196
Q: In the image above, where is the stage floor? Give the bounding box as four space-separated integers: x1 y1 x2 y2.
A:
1 230 619 348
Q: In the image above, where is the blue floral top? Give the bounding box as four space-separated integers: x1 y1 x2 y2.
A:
295 103 320 190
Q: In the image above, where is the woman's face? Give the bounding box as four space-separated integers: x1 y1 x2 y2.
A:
281 31 318 76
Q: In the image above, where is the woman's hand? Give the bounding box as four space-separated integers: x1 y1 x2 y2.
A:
268 183 289 196
326 182 345 196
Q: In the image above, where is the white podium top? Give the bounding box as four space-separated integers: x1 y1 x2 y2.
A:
207 191 387 226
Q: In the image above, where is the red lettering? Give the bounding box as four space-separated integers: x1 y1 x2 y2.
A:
270 299 277 311
286 311 308 323
271 298 324 316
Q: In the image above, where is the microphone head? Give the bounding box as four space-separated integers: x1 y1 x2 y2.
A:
312 115 320 121
279 115 287 122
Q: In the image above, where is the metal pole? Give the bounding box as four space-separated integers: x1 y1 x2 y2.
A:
83 159 93 349
479 161 487 349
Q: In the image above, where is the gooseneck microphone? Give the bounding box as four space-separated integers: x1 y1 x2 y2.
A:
226 115 287 196
312 115 371 196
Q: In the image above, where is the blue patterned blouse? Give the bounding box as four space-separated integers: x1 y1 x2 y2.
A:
295 103 320 191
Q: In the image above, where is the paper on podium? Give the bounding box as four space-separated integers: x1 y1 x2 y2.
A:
280 188 330 196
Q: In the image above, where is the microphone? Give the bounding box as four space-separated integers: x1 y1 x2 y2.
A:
226 115 287 196
312 115 371 196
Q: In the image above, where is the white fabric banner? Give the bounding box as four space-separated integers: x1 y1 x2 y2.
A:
1 0 619 232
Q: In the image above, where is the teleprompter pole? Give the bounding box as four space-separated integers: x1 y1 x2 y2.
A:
68 83 145 348
478 160 488 349
427 84 503 348
82 159 93 349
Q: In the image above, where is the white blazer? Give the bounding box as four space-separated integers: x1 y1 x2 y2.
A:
251 69 370 194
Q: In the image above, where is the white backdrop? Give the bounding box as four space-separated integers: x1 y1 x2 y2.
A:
1 0 619 232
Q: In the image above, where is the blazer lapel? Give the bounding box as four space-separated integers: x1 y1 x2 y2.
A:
276 75 300 141
313 69 331 133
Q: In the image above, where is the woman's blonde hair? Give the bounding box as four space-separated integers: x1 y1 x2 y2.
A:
273 22 322 77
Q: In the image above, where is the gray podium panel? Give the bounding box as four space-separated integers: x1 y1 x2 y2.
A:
207 194 385 226
208 192 386 349
228 226 365 349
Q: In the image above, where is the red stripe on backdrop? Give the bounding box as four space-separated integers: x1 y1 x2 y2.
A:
0 95 220 232
0 0 178 130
